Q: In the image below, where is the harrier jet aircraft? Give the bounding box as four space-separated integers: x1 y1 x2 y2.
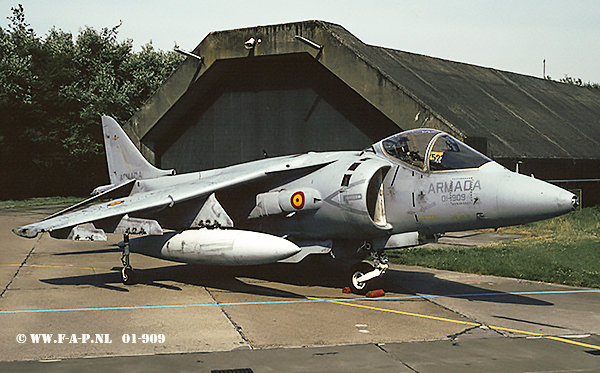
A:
14 116 579 293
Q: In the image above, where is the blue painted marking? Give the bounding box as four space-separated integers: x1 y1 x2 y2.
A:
0 299 330 314
1 289 598 315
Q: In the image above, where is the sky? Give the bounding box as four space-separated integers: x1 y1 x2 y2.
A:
5 0 600 83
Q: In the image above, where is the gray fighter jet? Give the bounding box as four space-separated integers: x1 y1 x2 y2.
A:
14 116 579 293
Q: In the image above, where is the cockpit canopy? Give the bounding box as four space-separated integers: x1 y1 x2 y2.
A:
374 129 491 172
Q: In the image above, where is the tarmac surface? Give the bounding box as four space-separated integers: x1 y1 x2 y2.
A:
1 205 599 372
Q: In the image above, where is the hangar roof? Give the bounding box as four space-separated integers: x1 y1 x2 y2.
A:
127 20 600 161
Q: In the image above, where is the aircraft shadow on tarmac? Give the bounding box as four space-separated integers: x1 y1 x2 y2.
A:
52 248 121 256
41 254 552 306
383 269 553 306
40 260 313 299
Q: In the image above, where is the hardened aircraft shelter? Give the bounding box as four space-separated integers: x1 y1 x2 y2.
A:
124 21 600 205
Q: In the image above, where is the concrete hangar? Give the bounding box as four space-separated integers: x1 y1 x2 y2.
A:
123 20 600 206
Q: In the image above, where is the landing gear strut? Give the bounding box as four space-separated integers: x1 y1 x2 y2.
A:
120 234 135 285
349 243 388 295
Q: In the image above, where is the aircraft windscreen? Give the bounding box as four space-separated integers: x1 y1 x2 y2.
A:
381 130 438 170
380 129 491 171
428 135 491 171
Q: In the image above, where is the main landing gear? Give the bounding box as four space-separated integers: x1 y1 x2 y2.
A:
349 243 389 295
120 234 135 285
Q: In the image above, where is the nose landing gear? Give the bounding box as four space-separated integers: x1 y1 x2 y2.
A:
349 243 388 295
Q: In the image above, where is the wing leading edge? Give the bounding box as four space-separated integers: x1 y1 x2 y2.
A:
13 168 270 239
13 163 276 238
14 157 337 239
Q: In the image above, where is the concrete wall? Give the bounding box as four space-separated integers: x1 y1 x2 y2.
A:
160 88 373 172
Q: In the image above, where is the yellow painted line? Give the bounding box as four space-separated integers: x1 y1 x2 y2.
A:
309 296 600 351
307 297 480 327
488 325 600 349
544 336 600 350
487 325 544 337
0 263 112 272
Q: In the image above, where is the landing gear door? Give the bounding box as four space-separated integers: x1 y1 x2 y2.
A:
367 168 388 227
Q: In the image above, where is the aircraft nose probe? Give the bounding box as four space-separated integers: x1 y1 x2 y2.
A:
571 195 580 209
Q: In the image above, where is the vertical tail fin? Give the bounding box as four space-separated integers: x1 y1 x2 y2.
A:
102 116 175 185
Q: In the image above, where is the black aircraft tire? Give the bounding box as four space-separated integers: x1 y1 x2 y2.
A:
121 267 135 285
349 262 374 295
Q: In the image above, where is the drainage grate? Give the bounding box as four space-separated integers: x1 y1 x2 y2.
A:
211 369 254 373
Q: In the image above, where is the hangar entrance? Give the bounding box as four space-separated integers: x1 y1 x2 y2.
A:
161 88 370 172
142 53 399 172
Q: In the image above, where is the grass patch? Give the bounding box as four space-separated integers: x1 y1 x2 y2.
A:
387 206 600 288
0 196 86 210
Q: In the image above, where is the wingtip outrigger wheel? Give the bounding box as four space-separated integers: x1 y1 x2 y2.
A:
121 266 135 285
120 233 135 285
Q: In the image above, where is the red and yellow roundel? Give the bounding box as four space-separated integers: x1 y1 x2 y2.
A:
290 191 305 210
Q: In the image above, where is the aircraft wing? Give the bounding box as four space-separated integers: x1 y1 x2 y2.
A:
13 157 336 239
13 168 271 239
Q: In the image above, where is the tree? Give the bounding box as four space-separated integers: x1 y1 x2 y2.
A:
559 75 600 90
546 74 600 90
0 4 184 199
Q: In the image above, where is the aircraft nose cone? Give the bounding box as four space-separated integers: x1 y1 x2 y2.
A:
496 172 576 225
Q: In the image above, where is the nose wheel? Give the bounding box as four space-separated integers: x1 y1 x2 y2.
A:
120 234 135 285
348 244 388 295
350 262 375 294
